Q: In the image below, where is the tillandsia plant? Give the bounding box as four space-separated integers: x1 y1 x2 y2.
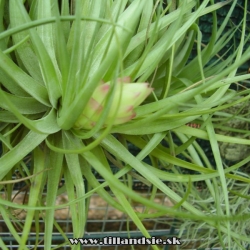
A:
0 0 250 249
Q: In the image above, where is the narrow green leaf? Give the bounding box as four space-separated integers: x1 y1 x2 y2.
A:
0 130 47 180
0 92 48 114
0 49 50 105
9 2 43 81
44 133 64 249
11 0 62 108
19 147 46 249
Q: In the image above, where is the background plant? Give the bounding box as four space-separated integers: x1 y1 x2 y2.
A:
0 0 250 249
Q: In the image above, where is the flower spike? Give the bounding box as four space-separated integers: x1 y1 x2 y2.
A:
75 78 153 129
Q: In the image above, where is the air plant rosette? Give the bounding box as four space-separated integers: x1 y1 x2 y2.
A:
0 0 250 249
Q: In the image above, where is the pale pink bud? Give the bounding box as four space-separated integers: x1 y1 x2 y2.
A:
74 78 153 129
